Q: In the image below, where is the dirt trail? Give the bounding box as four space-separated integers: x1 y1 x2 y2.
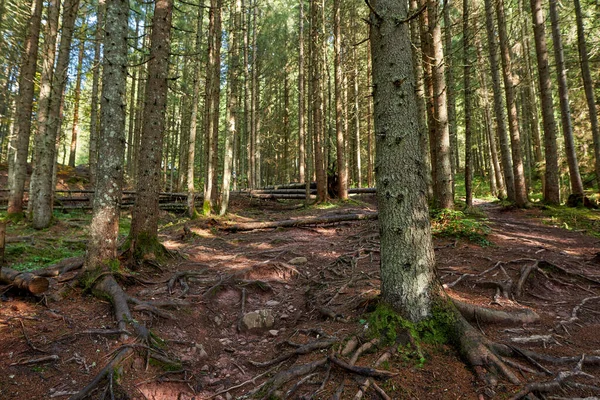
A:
1 197 599 399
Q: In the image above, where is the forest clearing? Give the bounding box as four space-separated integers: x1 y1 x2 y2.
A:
1 166 600 399
2 0 600 398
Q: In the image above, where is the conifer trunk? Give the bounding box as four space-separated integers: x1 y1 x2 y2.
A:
530 0 560 204
7 0 43 216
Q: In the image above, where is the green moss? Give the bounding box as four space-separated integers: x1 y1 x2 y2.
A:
540 205 600 238
125 232 168 262
202 200 212 216
430 208 491 246
367 301 456 348
149 358 182 372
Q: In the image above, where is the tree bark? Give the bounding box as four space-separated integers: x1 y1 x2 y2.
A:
530 0 560 204
7 0 43 215
220 0 241 215
333 0 347 200
370 0 437 322
463 0 473 207
130 0 173 256
187 0 205 218
88 0 105 188
311 0 326 202
68 37 85 168
574 0 600 191
85 0 129 269
428 0 453 209
549 0 584 196
298 0 306 185
496 0 528 207
443 1 458 180
483 0 514 203
29 0 80 229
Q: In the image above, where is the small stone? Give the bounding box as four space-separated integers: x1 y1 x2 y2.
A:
288 257 308 265
219 338 233 346
196 344 208 359
225 393 233 400
214 316 223 326
280 313 289 319
269 330 279 337
201 364 209 371
266 300 280 307
241 309 275 330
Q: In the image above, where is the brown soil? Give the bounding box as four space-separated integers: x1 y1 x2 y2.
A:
1 195 600 399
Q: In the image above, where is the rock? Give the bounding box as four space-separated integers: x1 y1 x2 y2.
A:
201 364 209 371
269 330 279 337
241 309 275 330
214 316 223 326
280 313 289 319
288 257 308 265
266 300 280 307
196 344 208 359
225 393 233 400
219 338 233 346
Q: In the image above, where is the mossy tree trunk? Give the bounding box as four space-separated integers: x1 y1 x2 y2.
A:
370 0 437 322
129 0 173 257
333 0 347 200
85 0 129 270
29 0 80 229
7 0 43 216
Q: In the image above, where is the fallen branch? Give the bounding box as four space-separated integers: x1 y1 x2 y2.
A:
10 354 59 366
328 355 398 379
220 212 378 232
249 338 337 368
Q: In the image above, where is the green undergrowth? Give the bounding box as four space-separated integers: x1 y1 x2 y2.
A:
430 208 491 246
366 303 456 367
454 173 496 201
540 204 600 238
1 209 131 272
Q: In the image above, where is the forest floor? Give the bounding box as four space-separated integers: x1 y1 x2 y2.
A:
1 176 600 398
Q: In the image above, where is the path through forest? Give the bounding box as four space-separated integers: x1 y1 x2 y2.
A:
1 196 599 399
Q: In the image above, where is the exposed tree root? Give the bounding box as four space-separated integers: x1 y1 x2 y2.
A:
509 356 599 400
452 299 540 325
453 311 521 387
249 337 337 367
68 346 134 400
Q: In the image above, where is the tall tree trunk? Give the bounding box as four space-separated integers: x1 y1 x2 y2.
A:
463 0 473 207
483 0 514 202
410 0 431 198
251 0 259 188
298 0 306 185
85 0 128 269
352 23 362 189
419 0 437 199
530 0 560 204
428 0 453 209
549 0 583 196
89 0 105 187
370 0 436 322
496 0 528 207
68 37 85 168
443 1 458 180
130 0 173 256
126 18 140 179
476 37 505 198
7 0 43 216
220 0 240 215
27 0 59 217
311 0 326 202
187 0 205 218
202 0 222 213
366 37 374 188
29 0 80 229
574 0 600 191
333 0 347 199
